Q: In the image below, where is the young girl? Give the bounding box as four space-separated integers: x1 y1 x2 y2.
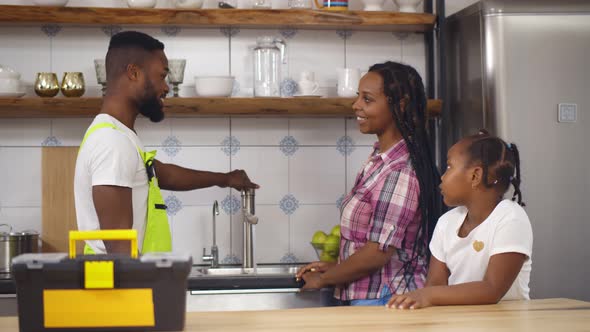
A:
387 130 533 309
296 62 443 306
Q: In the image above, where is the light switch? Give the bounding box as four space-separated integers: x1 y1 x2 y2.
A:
558 103 577 123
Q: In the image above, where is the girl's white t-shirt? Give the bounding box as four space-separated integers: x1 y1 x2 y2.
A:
430 200 533 300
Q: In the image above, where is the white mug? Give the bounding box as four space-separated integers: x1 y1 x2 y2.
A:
300 71 315 83
127 0 157 8
362 0 385 11
237 0 253 8
337 68 361 97
298 80 319 95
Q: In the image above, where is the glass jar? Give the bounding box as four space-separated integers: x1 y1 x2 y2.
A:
252 0 271 8
253 36 286 97
289 0 311 8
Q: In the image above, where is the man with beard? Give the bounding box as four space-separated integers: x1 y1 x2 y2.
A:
74 31 258 254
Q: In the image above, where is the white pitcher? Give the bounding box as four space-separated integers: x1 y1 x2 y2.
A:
337 68 361 98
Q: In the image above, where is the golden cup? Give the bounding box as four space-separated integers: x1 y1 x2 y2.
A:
60 72 85 97
34 72 60 97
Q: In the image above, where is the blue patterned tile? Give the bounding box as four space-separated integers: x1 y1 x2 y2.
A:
279 135 299 156
41 136 62 147
221 194 240 215
220 27 240 38
41 25 62 37
221 254 241 265
221 136 240 157
336 135 355 156
280 252 299 264
162 135 182 158
100 25 122 38
161 26 181 37
336 194 345 210
336 29 353 40
278 27 298 39
165 194 183 217
279 194 299 215
280 78 298 97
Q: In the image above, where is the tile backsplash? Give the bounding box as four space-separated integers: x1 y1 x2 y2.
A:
0 0 426 264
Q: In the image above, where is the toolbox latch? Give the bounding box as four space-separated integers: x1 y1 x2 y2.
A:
84 261 114 289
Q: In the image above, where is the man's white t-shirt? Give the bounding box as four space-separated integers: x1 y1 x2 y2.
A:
430 199 533 300
74 114 148 253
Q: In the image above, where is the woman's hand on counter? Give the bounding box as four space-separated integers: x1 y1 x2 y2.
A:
300 271 325 290
295 261 336 280
386 288 433 310
295 261 337 290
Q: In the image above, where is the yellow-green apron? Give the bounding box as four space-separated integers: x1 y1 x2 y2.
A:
79 122 172 254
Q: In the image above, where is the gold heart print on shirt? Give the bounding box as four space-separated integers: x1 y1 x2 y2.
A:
473 240 484 252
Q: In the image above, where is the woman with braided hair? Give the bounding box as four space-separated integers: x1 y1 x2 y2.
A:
296 61 443 306
387 129 533 309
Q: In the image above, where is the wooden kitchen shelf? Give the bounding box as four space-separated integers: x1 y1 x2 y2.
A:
0 97 441 118
0 5 436 32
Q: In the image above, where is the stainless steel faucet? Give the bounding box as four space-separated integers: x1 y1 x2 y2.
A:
202 200 219 268
241 189 258 269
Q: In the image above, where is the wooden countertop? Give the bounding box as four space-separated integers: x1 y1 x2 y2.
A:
0 298 588 331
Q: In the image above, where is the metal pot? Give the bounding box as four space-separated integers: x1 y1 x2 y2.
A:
0 224 39 273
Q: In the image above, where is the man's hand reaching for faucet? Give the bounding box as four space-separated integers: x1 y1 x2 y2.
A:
154 162 259 192
224 169 260 191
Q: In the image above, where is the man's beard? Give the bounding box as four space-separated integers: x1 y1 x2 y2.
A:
138 81 165 123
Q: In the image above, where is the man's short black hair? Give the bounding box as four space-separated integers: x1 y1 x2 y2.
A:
105 31 165 82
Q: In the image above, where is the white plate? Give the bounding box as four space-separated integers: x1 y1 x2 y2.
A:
33 0 69 6
293 94 323 98
0 92 25 98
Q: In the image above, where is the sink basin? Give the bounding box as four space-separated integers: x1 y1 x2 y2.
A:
190 265 301 277
185 264 341 311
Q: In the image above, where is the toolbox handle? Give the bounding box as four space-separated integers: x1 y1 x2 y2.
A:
69 230 138 259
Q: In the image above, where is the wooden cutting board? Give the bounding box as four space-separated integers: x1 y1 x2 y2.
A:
41 146 83 253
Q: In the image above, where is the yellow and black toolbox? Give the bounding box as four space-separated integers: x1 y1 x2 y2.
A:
12 230 192 332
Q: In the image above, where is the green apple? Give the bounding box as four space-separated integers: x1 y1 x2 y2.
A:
311 231 328 245
319 251 337 262
324 234 340 256
330 225 341 237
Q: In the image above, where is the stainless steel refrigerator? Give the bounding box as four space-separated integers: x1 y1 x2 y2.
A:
445 0 590 301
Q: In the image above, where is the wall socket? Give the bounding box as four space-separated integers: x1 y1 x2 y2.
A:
558 103 578 123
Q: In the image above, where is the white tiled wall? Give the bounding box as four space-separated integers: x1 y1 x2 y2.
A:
0 0 428 264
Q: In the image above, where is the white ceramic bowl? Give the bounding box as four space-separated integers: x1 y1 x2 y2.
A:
33 0 69 6
362 0 385 11
175 0 204 8
127 0 157 8
195 76 234 97
394 0 423 13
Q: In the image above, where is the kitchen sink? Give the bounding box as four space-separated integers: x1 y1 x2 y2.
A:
190 265 300 277
185 264 340 311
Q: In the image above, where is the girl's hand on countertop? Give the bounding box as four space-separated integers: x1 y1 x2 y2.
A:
386 288 433 310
